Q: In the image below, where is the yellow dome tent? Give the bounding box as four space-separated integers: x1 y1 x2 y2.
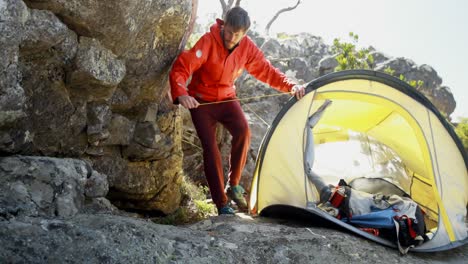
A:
249 70 467 252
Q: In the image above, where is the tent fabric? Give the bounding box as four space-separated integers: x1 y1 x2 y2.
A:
249 70 467 252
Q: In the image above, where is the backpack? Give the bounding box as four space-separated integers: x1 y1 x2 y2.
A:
322 179 427 254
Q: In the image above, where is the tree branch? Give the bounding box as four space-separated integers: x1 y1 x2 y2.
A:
219 0 242 19
219 0 227 17
265 0 302 36
219 0 227 11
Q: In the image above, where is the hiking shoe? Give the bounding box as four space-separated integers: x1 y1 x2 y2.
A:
218 206 235 215
227 185 248 211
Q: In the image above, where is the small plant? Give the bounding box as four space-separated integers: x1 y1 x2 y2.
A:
276 32 291 40
454 118 468 153
376 62 425 90
194 199 215 219
331 32 374 71
396 73 424 89
333 34 424 89
152 177 216 225
383 67 395 76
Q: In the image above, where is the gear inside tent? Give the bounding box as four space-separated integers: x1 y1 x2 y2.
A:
248 70 468 252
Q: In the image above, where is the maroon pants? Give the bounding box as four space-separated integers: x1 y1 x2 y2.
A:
190 101 251 209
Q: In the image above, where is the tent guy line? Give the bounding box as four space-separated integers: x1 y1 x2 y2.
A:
197 91 294 106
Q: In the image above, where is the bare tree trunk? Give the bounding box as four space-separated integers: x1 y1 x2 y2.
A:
219 0 242 19
265 0 302 36
182 0 199 50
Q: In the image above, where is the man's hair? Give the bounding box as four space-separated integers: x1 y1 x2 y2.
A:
224 7 251 32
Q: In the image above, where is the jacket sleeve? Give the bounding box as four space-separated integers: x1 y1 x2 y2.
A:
244 41 295 93
169 34 211 104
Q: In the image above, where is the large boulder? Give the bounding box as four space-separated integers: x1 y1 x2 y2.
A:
375 58 455 115
1 0 197 214
67 37 126 101
0 0 29 140
0 155 110 219
23 0 195 110
262 33 331 83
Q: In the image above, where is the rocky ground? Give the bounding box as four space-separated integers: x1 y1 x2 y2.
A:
1 211 466 264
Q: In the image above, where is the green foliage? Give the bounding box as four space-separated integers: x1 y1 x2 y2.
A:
194 199 215 218
383 67 395 76
276 32 292 40
186 33 203 50
331 32 374 71
455 118 468 153
395 73 424 89
152 178 216 225
185 13 217 50
383 66 425 90
332 33 424 89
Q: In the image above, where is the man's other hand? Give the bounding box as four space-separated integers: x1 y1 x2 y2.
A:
178 95 200 109
291 85 306 100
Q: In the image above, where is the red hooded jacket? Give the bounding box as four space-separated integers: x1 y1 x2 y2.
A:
169 19 295 103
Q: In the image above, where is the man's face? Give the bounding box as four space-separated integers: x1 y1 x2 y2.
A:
223 24 246 50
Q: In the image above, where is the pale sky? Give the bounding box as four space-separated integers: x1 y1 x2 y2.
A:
197 0 468 120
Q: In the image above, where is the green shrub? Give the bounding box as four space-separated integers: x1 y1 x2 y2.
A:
331 32 373 71
276 32 292 40
455 118 468 153
332 33 424 89
151 177 216 225
384 66 422 87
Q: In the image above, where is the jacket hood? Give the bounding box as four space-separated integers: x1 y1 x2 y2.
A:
210 19 225 48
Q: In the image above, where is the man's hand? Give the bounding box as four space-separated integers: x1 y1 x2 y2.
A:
291 84 306 100
178 95 200 109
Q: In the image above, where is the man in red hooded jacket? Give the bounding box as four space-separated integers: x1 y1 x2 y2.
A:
170 6 305 215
